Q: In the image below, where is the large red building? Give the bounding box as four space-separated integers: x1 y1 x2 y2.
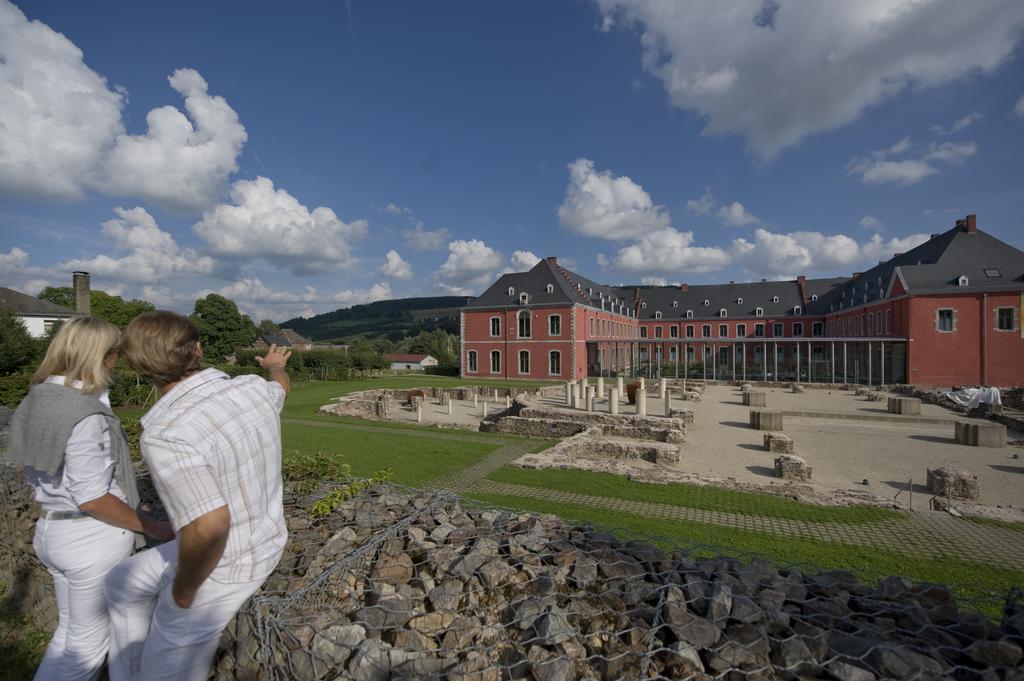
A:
461 216 1024 387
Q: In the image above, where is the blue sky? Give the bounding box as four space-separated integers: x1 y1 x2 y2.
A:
1 0 1023 322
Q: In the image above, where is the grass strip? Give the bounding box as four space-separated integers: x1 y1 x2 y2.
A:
486 467 903 525
467 492 1020 617
282 426 500 487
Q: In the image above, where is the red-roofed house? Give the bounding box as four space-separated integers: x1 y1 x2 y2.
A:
383 353 439 371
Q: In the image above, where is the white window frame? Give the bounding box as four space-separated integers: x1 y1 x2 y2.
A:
755 307 764 316
467 350 478 373
737 297 743 304
754 323 765 338
517 309 531 339
507 286 515 296
718 323 728 338
685 324 694 338
794 305 802 315
548 350 561 376
958 275 969 287
489 316 501 337
772 295 779 303
773 322 784 337
702 324 711 338
812 321 824 337
936 308 956 333
548 314 561 336
793 322 804 337
519 292 529 305
518 350 530 374
686 310 694 318
737 323 747 338
655 311 662 319
654 326 663 338
546 283 554 293
995 307 1017 331
720 308 728 318
669 325 679 338
490 350 501 373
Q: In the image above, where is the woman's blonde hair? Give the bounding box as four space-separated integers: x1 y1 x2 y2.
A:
32 316 121 395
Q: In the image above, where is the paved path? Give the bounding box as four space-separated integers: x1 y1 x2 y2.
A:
421 440 1024 572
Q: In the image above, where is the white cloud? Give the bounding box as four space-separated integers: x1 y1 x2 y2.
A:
402 223 452 251
556 158 670 239
685 188 715 216
0 0 124 200
60 206 217 285
378 249 413 280
94 69 247 212
0 247 28 270
848 138 977 186
931 111 983 135
510 250 541 270
859 215 883 232
730 228 930 279
432 239 504 295
612 227 731 274
215 277 393 322
193 176 367 274
384 203 405 215
595 0 1024 158
641 276 667 286
1015 95 1024 119
717 201 759 227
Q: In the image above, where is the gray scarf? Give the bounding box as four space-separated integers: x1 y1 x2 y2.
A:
7 382 141 512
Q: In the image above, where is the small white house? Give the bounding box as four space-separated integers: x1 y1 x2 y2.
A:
0 287 79 338
382 353 439 371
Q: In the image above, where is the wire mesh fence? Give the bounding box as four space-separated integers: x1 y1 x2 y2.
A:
218 482 1024 681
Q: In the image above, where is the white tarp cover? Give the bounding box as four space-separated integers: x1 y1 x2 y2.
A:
944 387 1002 409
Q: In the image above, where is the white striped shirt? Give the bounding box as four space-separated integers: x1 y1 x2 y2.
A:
141 368 287 583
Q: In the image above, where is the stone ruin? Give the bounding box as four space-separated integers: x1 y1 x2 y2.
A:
3 468 1023 680
763 432 794 455
774 454 812 482
927 467 981 501
318 386 529 422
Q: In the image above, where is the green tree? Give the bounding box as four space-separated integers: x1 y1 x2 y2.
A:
0 309 38 375
407 328 458 368
258 319 282 335
190 294 257 362
37 287 155 328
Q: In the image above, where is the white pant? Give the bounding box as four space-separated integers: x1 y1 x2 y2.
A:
32 516 134 681
104 541 265 681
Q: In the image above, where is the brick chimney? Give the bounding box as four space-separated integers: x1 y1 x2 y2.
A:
964 214 977 233
852 272 862 279
72 271 90 315
679 283 688 292
795 275 809 306
545 256 558 265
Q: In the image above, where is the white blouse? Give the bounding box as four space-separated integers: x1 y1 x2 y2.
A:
24 376 127 513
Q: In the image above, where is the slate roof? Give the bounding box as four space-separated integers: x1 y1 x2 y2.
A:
0 287 77 317
383 353 434 363
465 258 634 314
258 332 292 347
280 329 312 346
815 222 1024 313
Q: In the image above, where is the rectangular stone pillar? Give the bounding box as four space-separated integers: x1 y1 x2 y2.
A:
597 376 604 398
609 388 619 415
416 404 422 422
637 389 647 416
616 376 624 397
585 386 594 412
566 381 574 405
447 400 453 416
473 394 478 407
482 401 488 417
664 390 672 416
658 377 667 399
494 388 499 402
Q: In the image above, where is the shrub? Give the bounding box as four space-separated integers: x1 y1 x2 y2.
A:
108 369 154 407
0 372 31 408
120 415 143 461
282 450 392 518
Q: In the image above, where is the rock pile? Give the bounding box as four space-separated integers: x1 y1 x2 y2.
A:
212 486 1023 681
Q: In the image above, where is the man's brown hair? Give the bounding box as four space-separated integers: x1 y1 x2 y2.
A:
120 311 202 387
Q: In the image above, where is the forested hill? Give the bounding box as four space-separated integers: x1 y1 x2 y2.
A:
281 296 473 343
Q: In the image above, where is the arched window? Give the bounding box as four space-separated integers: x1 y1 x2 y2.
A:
467 350 478 373
719 308 728 318
755 307 764 316
517 310 531 338
518 350 530 374
548 351 561 375
507 286 515 296
686 310 693 318
794 305 802 315
489 316 501 337
655 311 662 319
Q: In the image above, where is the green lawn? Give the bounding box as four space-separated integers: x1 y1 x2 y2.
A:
282 423 501 486
468 492 1022 615
487 467 903 525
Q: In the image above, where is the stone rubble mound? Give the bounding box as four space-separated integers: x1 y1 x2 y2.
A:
214 485 1024 681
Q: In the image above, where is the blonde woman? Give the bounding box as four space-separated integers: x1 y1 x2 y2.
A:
7 316 173 681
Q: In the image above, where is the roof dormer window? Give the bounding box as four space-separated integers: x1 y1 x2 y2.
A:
520 292 529 304
507 286 515 296
546 284 554 293
794 305 802 314
719 308 728 318
772 295 779 303
755 307 764 316
686 310 693 318
737 297 743 304
811 294 818 301
655 311 662 319
984 268 1002 278
672 301 678 307
641 302 647 309
703 299 710 306
958 275 969 287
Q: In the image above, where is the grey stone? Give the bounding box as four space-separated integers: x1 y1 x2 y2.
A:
347 639 392 681
827 660 878 681
967 640 1023 667
534 610 574 645
706 581 733 623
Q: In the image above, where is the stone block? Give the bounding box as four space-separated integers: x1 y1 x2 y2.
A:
774 455 811 481
749 409 783 431
740 383 753 393
763 432 794 454
887 397 921 415
791 384 805 394
954 421 1006 448
743 391 767 407
927 467 979 500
